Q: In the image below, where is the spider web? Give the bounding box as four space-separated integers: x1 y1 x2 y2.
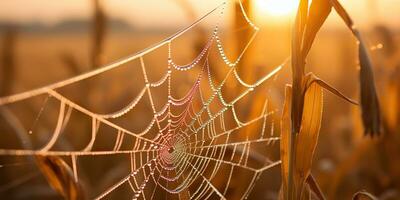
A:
0 1 286 199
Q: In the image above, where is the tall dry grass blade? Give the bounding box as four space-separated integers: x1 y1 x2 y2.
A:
352 190 378 200
294 82 323 199
0 27 17 96
91 0 106 69
329 0 381 136
280 85 292 200
35 156 84 200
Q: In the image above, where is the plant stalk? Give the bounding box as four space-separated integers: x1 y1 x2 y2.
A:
288 129 296 200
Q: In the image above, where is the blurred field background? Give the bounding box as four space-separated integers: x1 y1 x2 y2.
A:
0 0 399 199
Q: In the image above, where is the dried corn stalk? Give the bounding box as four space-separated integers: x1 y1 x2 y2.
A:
281 0 381 199
281 82 325 199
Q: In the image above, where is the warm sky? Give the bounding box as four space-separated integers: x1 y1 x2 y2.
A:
0 0 398 29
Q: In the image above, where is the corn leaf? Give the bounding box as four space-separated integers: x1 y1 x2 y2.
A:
358 36 381 136
280 85 292 200
302 0 332 57
292 0 309 76
305 72 358 105
329 0 354 31
294 82 323 198
330 0 381 136
36 155 84 200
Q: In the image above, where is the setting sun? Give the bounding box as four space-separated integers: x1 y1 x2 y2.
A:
254 0 299 17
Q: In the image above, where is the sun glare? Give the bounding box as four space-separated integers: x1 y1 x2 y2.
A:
254 0 299 17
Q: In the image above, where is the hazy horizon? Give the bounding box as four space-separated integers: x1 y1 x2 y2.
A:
0 0 398 30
